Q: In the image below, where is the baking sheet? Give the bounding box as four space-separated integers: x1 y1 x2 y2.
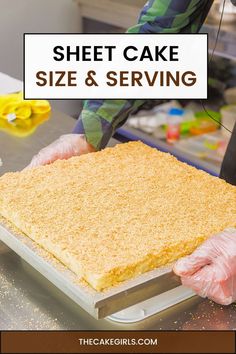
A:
0 220 181 319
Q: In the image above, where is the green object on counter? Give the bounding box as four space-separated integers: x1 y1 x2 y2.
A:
180 120 194 134
195 110 221 122
181 110 221 134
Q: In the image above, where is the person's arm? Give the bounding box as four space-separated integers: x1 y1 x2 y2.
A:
27 0 213 167
129 0 213 34
74 0 213 151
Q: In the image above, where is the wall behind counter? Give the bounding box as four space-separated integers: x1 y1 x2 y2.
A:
0 0 82 117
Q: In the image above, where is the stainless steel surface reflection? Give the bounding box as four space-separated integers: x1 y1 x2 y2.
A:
0 249 235 330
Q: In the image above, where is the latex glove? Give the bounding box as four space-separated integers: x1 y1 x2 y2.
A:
26 134 95 168
173 229 236 306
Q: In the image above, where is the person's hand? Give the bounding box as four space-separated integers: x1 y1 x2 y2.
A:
26 134 95 168
173 229 236 306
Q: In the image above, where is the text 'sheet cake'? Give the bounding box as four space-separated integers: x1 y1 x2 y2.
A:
0 142 236 291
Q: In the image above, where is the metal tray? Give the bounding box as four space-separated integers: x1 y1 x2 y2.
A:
0 221 181 319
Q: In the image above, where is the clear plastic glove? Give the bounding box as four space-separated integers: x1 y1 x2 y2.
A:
26 134 95 168
173 229 236 306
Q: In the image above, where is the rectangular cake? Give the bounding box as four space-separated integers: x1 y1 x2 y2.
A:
0 141 236 291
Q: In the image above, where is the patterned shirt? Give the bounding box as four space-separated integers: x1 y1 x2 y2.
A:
73 0 213 150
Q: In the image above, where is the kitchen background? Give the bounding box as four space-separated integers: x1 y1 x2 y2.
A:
1 0 236 176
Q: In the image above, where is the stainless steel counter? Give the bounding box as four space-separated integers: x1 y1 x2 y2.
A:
0 110 235 330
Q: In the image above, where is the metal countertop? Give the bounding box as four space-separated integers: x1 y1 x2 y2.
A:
0 110 235 330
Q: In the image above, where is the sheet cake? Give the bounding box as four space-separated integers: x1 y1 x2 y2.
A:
0 141 236 291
